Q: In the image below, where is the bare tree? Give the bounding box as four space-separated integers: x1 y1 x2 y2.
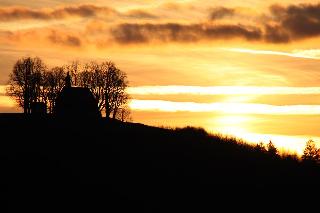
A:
78 61 106 111
7 57 130 118
101 61 129 119
64 61 80 86
115 105 132 122
6 57 47 114
77 61 130 119
44 66 66 113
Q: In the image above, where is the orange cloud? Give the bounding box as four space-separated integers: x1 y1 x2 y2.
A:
3 28 84 48
209 7 236 20
125 9 158 19
266 3 320 42
48 30 82 47
2 2 320 48
109 3 320 44
0 4 118 21
111 23 262 44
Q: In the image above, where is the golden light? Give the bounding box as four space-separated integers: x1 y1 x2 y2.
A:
209 115 252 138
208 114 314 155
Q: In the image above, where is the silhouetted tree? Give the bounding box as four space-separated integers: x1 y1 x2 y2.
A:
102 61 129 119
115 105 132 122
7 58 130 117
64 61 80 86
77 61 130 119
255 142 267 153
43 67 66 113
6 57 47 114
267 141 278 156
302 140 320 163
78 61 105 111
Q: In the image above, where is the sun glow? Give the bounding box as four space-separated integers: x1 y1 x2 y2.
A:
130 100 320 155
204 114 315 155
211 115 252 139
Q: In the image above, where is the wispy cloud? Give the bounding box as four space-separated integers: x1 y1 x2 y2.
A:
2 28 85 48
130 99 320 115
225 48 320 59
128 86 320 95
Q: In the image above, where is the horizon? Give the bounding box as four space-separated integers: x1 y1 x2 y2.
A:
2 0 320 154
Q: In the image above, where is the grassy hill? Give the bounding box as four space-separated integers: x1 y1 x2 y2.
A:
2 114 320 212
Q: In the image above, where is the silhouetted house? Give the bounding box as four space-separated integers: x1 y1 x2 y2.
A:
54 72 101 119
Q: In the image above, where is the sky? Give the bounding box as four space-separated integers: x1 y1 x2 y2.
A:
2 0 320 154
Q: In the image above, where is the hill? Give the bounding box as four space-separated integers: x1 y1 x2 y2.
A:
2 114 320 212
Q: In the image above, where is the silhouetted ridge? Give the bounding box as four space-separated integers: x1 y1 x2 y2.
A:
3 116 320 212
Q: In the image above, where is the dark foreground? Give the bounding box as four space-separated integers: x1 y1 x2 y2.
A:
2 114 320 212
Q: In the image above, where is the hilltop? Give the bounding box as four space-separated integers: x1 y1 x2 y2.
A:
2 114 320 212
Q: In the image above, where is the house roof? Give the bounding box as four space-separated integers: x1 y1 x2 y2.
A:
54 87 101 119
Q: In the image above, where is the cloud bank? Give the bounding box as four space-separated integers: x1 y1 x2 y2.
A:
265 3 320 42
2 3 320 48
113 3 320 44
0 5 118 21
111 23 262 44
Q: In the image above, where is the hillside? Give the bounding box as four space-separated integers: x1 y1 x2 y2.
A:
2 114 320 212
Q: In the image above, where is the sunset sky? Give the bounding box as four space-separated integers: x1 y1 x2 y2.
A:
2 0 320 154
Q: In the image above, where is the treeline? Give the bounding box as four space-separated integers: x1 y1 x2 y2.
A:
262 139 320 164
173 126 320 164
238 136 320 164
6 57 131 121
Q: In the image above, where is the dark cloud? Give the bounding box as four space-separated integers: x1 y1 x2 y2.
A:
111 23 262 44
206 25 261 40
47 30 82 47
0 5 117 21
207 3 320 43
52 5 117 19
0 7 50 20
2 28 82 48
125 9 158 19
268 3 320 41
264 24 290 43
209 7 235 20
